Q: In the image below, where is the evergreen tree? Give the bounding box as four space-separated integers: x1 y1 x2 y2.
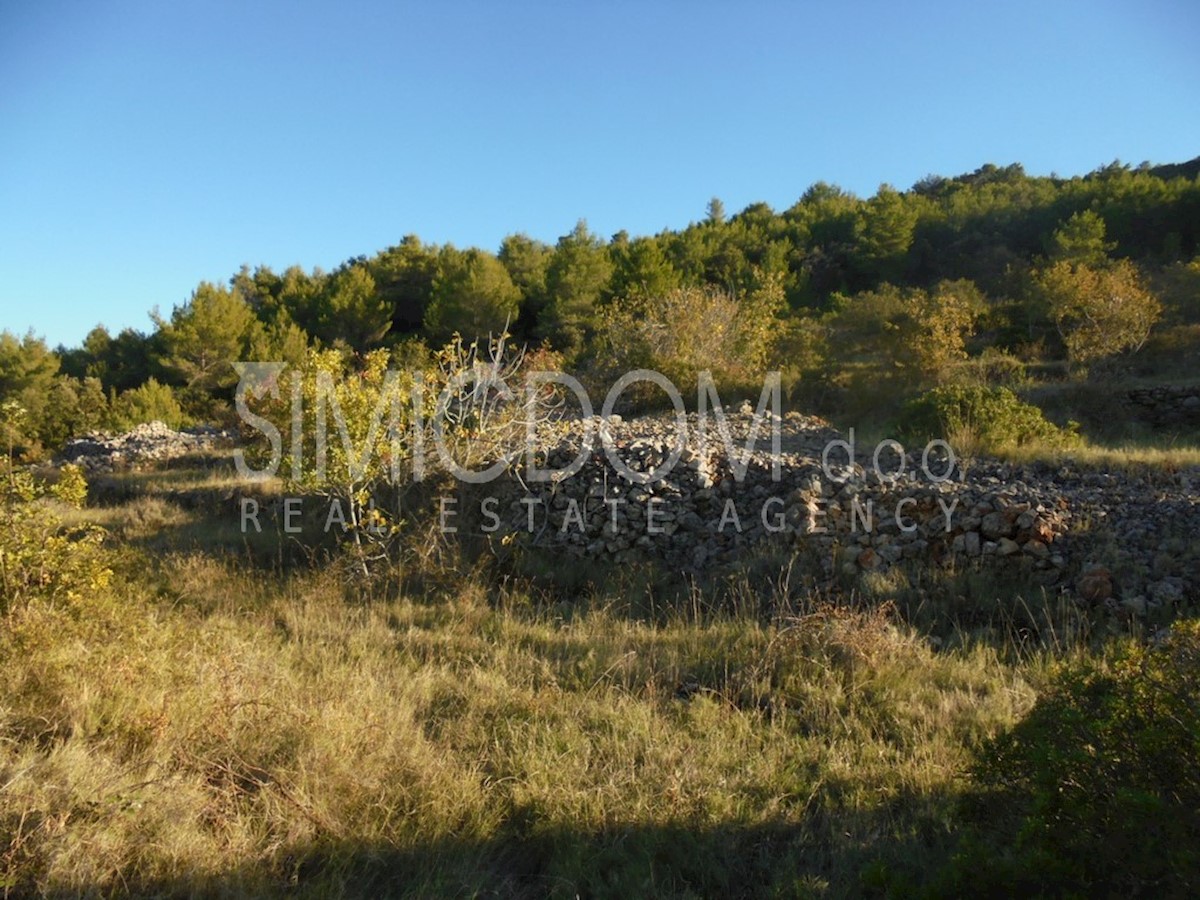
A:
371 235 439 334
1047 209 1115 267
153 282 260 394
540 220 614 355
498 233 552 336
609 236 681 302
425 247 521 342
319 264 392 348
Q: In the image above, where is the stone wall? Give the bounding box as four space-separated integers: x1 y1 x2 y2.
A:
1126 385 1200 429
57 413 1198 622
483 409 1198 619
59 421 232 472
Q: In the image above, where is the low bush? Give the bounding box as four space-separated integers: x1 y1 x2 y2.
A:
939 621 1200 896
108 378 187 431
591 276 786 403
0 463 111 616
898 384 1079 454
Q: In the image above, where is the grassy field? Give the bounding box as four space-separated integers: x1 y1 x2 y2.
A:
2 451 1198 897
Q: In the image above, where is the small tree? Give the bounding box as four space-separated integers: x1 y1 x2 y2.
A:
540 220 613 357
829 279 983 386
109 378 186 430
0 331 60 456
594 277 783 393
1038 259 1161 366
241 335 551 577
41 376 109 447
912 279 985 382
1 460 110 617
260 348 420 576
1048 209 1115 267
320 265 392 348
899 384 1079 454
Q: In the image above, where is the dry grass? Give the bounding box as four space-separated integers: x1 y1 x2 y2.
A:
993 439 1200 474
12 437 1190 895
0 543 1038 896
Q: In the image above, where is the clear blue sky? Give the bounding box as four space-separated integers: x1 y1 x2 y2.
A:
2 0 1198 349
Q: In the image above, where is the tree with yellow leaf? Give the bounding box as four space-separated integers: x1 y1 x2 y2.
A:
1038 259 1161 366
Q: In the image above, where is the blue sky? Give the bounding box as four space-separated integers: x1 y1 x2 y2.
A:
2 0 1198 349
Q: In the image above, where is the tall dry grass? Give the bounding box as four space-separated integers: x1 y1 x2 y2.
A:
1 543 1039 896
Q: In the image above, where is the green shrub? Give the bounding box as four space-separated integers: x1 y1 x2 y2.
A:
0 463 111 616
898 384 1079 453
108 377 186 430
940 621 1200 897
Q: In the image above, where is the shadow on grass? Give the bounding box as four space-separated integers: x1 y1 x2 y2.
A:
37 802 964 899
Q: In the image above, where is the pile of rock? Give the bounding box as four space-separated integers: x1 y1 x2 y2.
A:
482 408 1198 616
1127 385 1200 429
59 421 231 473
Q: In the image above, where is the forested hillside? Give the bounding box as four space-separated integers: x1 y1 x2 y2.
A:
3 157 1200 896
3 157 1199 455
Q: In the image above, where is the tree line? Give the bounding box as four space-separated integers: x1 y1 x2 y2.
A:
2 156 1199 457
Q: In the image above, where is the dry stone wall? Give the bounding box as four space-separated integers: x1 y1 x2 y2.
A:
487 409 1199 619
54 414 1198 621
1127 385 1200 429
59 421 231 472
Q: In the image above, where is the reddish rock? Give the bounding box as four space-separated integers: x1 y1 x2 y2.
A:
1077 567 1113 603
857 547 881 569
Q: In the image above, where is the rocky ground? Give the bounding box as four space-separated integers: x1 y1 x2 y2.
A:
488 407 1199 620
52 414 1199 622
58 421 232 472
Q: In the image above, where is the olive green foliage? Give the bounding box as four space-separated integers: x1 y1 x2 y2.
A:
248 347 422 574
497 232 552 335
0 333 120 455
59 325 159 394
609 233 682 303
370 235 441 332
1038 259 1163 365
424 247 521 342
915 279 985 381
830 279 985 385
243 335 540 574
0 331 60 455
855 183 920 282
1047 208 1117 266
899 384 1079 452
274 264 328 337
960 346 1028 387
1153 255 1200 323
320 264 392 348
540 220 614 357
0 462 110 616
943 621 1200 897
153 281 261 394
42 375 110 449
5 157 1199 450
109 377 187 430
595 272 785 391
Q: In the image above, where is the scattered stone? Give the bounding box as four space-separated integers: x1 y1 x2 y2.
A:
59 421 231 473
